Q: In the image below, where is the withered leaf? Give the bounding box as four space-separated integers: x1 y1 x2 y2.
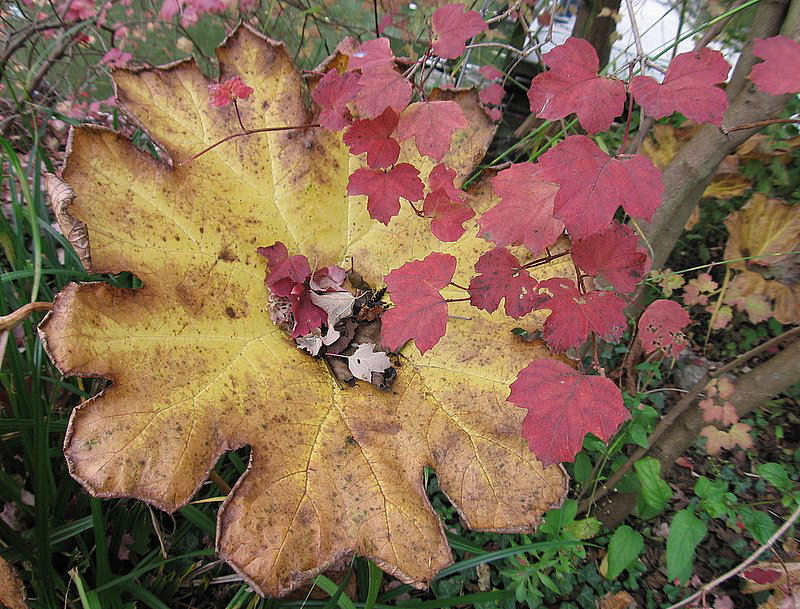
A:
346 344 392 382
40 27 569 597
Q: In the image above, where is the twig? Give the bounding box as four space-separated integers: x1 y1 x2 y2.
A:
723 118 800 134
178 123 319 165
623 0 646 70
665 502 800 609
0 302 52 332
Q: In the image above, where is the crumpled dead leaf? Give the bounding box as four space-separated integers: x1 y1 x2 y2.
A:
40 26 570 597
0 557 28 609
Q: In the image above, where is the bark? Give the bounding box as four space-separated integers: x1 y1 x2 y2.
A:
592 336 800 529
571 0 622 68
641 0 800 269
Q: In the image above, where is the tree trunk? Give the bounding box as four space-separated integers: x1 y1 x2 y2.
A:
592 336 800 529
641 0 800 268
571 0 622 67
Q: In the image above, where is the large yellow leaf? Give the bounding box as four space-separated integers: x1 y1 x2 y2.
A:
724 194 800 269
40 26 569 597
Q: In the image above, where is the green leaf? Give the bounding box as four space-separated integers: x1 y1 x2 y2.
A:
757 463 792 492
694 477 731 518
738 508 776 544
605 525 644 580
666 510 707 583
563 517 601 540
635 457 672 519
573 452 592 484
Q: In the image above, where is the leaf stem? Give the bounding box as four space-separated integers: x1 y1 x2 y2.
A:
178 123 320 166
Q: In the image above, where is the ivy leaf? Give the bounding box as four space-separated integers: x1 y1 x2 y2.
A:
427 163 465 203
538 135 664 240
468 247 547 318
397 101 468 161
666 510 707 583
431 3 488 59
256 241 310 297
527 37 626 134
571 221 651 294
342 108 400 169
509 359 629 465
479 82 505 106
638 299 690 357
749 35 800 95
630 48 730 126
700 423 754 455
381 252 457 354
535 278 627 351
478 162 563 255
355 67 412 118
312 69 360 130
347 164 425 224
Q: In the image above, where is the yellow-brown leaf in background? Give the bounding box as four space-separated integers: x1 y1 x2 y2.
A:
39 26 569 597
724 194 800 269
0 557 27 609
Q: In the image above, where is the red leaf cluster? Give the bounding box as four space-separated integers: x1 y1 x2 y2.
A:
347 164 424 224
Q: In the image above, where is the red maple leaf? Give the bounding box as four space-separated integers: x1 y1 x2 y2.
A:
348 37 395 71
381 252 457 354
256 241 310 297
397 100 468 160
355 67 412 119
508 358 629 465
742 567 782 585
527 37 626 134
312 69 360 130
431 3 488 59
478 162 564 255
571 221 651 294
342 108 400 169
423 190 474 242
468 247 547 318
630 48 730 126
538 135 664 240
638 299 690 357
749 36 800 95
347 163 424 224
535 278 627 351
